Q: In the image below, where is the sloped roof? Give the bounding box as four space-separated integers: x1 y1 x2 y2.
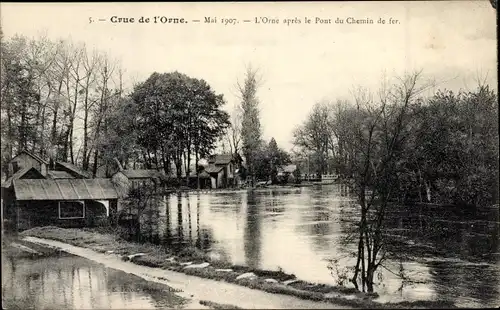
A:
205 165 224 173
121 169 163 179
14 179 118 201
208 154 234 165
47 170 75 179
12 150 49 165
1 167 45 188
278 164 297 173
189 170 211 179
56 161 91 179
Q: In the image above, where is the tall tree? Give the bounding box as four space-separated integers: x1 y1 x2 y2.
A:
238 65 262 187
292 101 335 176
226 103 243 156
131 72 229 184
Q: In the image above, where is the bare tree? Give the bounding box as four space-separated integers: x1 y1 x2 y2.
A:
333 71 433 292
225 102 243 155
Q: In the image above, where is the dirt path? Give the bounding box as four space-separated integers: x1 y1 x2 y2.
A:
23 236 352 309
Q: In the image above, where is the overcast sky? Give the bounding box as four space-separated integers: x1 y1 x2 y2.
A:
1 1 497 151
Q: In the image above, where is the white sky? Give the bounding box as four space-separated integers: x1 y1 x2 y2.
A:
1 1 497 151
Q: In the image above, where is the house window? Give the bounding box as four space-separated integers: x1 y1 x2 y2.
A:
58 201 85 219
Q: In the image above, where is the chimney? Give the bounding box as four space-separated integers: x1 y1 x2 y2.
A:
114 157 124 172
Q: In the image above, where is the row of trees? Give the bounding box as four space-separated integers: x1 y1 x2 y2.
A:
1 33 125 176
0 33 232 182
294 71 498 292
293 75 498 208
108 72 231 185
0 32 291 186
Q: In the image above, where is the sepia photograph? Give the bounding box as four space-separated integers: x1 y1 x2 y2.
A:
0 1 498 309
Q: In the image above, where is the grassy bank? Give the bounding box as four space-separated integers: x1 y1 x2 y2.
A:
21 226 457 309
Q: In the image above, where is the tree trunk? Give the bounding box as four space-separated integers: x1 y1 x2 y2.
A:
92 149 98 178
195 150 200 189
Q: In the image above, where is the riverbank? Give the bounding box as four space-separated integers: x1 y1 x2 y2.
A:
21 226 457 309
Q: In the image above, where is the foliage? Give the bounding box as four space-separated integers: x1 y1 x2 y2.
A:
0 34 124 177
238 65 263 185
302 71 498 293
292 101 336 176
131 72 230 181
0 34 230 182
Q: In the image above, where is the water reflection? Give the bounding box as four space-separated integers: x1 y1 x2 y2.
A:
132 185 499 307
1 253 186 309
244 191 262 269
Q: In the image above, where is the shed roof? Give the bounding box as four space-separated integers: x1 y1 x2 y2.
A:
47 170 75 179
121 169 163 179
12 150 49 165
13 179 118 200
55 161 91 179
1 167 45 188
189 170 211 179
205 165 224 173
208 154 234 165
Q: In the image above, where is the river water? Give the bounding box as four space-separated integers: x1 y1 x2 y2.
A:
135 184 500 308
1 250 188 309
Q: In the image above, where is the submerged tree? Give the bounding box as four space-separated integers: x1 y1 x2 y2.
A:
330 71 434 292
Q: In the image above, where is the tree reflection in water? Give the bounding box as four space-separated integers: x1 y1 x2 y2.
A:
244 190 262 269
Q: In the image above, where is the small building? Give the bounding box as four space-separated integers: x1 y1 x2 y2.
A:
111 169 163 192
188 170 212 189
7 150 49 177
206 153 243 188
8 178 119 231
205 165 225 189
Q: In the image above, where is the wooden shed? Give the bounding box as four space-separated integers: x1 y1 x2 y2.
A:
10 179 119 231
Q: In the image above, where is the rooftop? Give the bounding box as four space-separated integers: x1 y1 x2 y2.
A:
14 179 118 201
208 154 235 165
120 169 163 179
1 167 45 188
205 165 224 174
13 150 49 165
56 161 91 179
47 170 75 179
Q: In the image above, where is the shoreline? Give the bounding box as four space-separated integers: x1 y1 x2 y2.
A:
20 227 457 309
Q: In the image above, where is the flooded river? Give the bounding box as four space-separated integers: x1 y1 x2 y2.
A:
135 184 500 308
2 249 187 309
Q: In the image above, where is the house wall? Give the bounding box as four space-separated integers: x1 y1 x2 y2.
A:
9 154 47 177
217 171 223 188
227 163 233 178
13 199 115 231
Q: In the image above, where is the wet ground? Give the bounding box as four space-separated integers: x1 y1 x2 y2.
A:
3 237 351 309
133 184 500 308
1 241 189 309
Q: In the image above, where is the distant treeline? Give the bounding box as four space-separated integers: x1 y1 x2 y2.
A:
293 73 498 209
